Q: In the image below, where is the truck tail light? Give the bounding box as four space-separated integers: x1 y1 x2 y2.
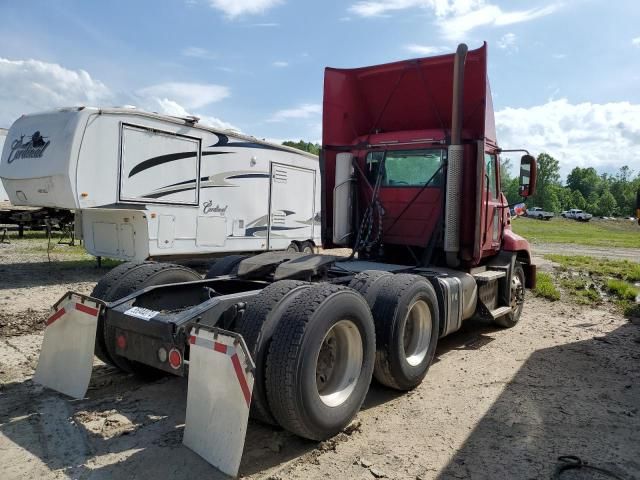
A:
116 333 127 350
168 348 182 370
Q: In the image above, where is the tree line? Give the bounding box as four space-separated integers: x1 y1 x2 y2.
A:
501 153 640 217
283 141 639 217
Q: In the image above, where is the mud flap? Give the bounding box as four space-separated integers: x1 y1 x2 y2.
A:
33 294 101 399
183 328 255 478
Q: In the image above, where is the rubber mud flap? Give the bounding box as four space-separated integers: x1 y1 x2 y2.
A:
183 328 255 477
33 294 101 399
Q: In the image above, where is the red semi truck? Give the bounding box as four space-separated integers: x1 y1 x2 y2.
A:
32 43 536 476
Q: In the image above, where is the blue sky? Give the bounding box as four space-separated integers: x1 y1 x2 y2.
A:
1 0 639 178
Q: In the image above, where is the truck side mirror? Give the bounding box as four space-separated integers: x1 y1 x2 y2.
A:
519 155 537 197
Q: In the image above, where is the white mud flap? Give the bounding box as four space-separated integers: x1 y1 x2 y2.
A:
33 294 101 399
184 328 255 478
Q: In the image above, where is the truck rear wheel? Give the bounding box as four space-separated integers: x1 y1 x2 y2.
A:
237 280 312 425
265 284 375 441
371 274 439 391
91 261 157 366
348 270 392 307
97 262 201 377
494 262 525 328
205 255 248 278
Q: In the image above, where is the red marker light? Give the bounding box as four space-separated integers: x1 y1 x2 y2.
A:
116 334 127 350
168 348 182 370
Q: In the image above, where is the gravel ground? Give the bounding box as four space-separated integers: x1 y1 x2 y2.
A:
0 242 638 479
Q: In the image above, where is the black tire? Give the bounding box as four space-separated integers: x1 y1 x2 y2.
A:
91 261 156 366
348 270 392 308
494 262 525 328
300 241 315 254
204 255 248 278
370 274 439 391
102 263 201 377
265 284 375 441
237 280 312 425
286 242 300 253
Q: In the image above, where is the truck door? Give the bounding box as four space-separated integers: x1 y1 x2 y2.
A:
268 163 315 249
481 150 502 255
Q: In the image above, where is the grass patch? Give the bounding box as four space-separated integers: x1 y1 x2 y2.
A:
533 272 560 301
512 217 640 249
607 279 639 301
559 277 601 305
624 303 640 318
544 255 640 282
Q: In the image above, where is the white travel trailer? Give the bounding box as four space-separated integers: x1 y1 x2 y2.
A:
0 108 321 260
0 129 7 202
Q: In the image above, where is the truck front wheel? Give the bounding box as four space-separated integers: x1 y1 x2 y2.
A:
494 262 525 328
265 284 375 441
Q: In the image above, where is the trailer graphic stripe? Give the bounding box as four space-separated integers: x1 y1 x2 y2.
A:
189 334 251 407
128 151 231 178
46 308 66 326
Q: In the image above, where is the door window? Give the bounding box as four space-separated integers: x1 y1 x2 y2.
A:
484 153 498 199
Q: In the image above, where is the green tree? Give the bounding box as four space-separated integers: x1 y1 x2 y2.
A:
586 192 599 214
528 153 561 208
282 140 320 155
571 190 586 210
595 190 618 216
566 166 601 199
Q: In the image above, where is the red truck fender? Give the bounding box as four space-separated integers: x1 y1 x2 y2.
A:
502 228 536 289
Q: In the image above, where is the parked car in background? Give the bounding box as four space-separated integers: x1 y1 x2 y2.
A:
525 207 554 220
563 209 592 222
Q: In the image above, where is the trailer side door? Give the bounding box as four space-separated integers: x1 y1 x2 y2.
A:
268 163 315 249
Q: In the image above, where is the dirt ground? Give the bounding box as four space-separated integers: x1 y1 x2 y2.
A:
0 241 639 479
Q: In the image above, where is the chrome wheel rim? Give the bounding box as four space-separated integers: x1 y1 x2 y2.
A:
402 299 432 367
510 271 525 313
315 319 363 407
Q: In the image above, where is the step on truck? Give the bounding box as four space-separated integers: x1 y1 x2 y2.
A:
33 43 537 477
0 108 321 260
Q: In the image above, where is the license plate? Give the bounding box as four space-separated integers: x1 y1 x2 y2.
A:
125 306 159 321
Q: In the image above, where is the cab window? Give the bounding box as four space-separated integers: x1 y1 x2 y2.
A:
365 149 443 187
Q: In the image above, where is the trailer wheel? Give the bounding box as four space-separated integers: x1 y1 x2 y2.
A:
237 280 312 425
286 242 300 253
371 274 439 391
348 270 392 307
204 255 248 278
102 263 201 377
265 284 375 441
91 261 157 366
300 241 315 254
494 262 525 328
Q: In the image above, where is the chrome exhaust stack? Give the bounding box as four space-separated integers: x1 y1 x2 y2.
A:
444 43 468 268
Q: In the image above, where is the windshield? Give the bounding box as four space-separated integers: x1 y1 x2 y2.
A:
365 149 444 187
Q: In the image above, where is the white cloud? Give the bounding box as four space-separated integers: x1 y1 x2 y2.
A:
0 57 238 132
137 82 229 109
404 44 449 55
272 61 289 67
207 0 283 17
349 1 559 40
181 46 217 59
0 58 112 126
497 32 517 52
496 99 640 177
155 98 238 130
268 103 321 122
632 37 640 47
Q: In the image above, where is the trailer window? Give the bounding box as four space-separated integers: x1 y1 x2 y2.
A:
365 149 443 187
